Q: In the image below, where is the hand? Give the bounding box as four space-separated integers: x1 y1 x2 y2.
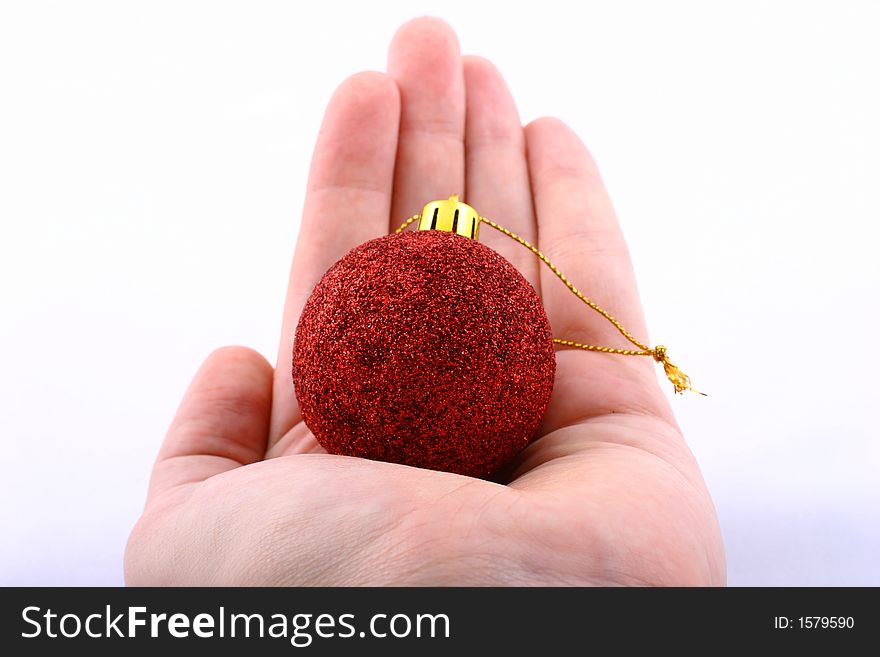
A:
125 18 725 586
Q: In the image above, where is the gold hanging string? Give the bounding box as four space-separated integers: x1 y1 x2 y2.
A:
394 213 703 395
394 214 421 234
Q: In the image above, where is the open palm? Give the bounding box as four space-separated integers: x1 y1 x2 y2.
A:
126 18 724 586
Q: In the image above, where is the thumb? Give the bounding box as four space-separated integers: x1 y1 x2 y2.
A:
146 346 273 505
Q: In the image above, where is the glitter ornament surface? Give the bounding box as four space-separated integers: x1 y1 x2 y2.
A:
293 230 555 478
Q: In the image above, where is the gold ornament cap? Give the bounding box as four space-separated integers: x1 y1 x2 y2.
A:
417 195 481 240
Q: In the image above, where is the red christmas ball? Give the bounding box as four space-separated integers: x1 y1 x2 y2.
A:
292 229 555 478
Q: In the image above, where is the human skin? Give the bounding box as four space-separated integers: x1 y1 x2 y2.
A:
125 17 725 586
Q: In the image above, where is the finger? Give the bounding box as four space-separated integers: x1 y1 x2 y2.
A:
387 17 465 227
270 71 400 445
463 56 540 290
525 117 648 347
148 347 273 503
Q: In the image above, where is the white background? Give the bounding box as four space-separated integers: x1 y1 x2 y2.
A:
1 0 878 586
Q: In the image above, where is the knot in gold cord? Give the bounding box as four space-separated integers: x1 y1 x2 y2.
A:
651 345 705 396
